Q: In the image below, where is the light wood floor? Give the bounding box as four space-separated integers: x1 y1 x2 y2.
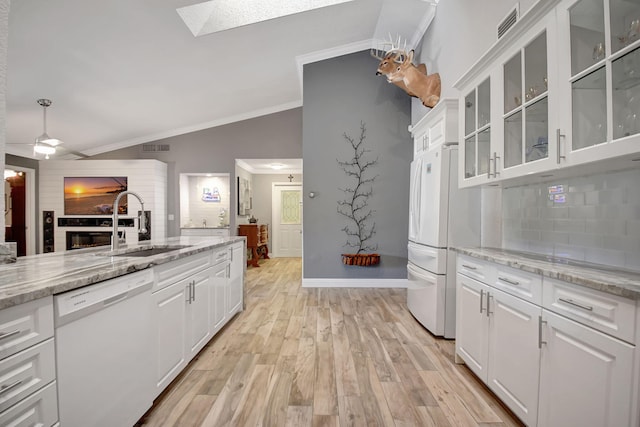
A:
138 258 523 427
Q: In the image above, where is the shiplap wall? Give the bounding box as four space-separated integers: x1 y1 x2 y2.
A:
39 159 167 252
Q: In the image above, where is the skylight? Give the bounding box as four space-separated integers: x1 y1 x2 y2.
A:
177 0 355 37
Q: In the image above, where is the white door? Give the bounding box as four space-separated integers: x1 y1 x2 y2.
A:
488 287 541 427
538 309 635 427
455 273 489 382
272 183 302 257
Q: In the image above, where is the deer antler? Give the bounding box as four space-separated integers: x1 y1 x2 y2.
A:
370 33 407 62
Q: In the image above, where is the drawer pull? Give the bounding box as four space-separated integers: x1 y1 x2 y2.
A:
0 380 22 395
462 264 477 270
559 298 593 312
480 289 485 313
0 330 20 341
498 276 520 286
538 316 547 349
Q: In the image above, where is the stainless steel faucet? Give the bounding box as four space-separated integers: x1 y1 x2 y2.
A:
112 191 147 251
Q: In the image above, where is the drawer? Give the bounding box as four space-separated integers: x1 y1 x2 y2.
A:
542 278 637 344
211 247 230 266
0 380 58 427
457 255 496 284
153 251 211 292
0 338 56 412
0 297 53 361
409 243 447 274
491 264 542 305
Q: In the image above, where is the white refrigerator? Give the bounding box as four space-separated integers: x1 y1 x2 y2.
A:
407 144 479 338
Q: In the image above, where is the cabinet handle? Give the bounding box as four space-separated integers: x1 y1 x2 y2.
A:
558 297 593 311
479 289 485 313
462 264 477 270
493 152 500 177
498 276 520 286
538 316 547 349
0 380 22 395
556 129 566 164
0 330 20 341
486 293 493 317
186 281 192 304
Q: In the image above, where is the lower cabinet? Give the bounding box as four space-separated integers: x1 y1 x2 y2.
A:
228 242 244 316
153 243 245 395
456 273 540 426
538 310 635 427
456 254 639 427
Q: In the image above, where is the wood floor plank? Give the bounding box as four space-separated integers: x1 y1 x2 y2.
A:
230 364 274 426
140 258 522 427
285 406 313 427
313 340 339 415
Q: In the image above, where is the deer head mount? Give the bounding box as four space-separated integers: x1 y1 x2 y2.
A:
371 36 441 108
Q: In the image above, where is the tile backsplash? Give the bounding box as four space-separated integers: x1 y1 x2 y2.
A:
502 167 640 271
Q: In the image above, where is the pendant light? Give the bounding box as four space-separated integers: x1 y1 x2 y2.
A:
34 98 60 159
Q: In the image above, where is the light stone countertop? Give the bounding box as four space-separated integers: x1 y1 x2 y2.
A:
453 247 640 300
0 236 245 309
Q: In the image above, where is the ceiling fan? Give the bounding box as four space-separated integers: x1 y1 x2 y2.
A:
8 99 88 159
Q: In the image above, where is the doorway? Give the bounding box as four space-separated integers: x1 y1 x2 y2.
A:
4 166 36 256
271 182 302 257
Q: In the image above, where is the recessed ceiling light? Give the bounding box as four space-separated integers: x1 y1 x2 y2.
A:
177 0 355 37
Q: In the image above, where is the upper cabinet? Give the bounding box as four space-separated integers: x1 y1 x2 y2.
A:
455 0 640 188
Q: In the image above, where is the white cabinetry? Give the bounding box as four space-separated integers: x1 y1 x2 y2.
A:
456 254 639 426
153 251 212 393
152 243 244 394
228 242 244 316
456 262 541 426
411 99 458 160
0 297 58 426
181 227 230 237
455 0 640 188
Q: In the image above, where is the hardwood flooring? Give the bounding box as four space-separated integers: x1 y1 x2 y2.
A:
138 257 523 427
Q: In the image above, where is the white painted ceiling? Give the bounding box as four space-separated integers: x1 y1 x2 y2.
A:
5 0 435 160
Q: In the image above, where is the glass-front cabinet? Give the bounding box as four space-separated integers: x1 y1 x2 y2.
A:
462 78 492 185
455 0 640 188
557 0 640 165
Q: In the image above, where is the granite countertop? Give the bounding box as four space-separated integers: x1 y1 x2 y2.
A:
0 236 245 309
453 247 640 300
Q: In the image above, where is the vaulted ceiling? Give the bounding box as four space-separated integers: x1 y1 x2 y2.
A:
5 0 435 159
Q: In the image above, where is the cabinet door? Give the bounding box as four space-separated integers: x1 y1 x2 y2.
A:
487 288 541 427
153 281 187 392
187 269 212 358
459 78 494 188
538 309 635 427
210 263 227 334
556 0 640 167
500 14 560 180
455 273 490 382
227 244 244 316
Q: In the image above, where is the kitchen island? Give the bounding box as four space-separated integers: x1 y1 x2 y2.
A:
0 235 244 309
453 247 640 427
0 236 245 426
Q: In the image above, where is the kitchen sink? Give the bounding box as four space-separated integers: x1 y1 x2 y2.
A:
102 245 192 257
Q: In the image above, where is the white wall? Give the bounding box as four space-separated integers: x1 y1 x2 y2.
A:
179 174 230 228
414 0 538 124
39 159 167 252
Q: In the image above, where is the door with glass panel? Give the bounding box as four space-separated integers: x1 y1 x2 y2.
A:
460 78 492 187
557 0 640 165
271 183 302 257
501 14 559 179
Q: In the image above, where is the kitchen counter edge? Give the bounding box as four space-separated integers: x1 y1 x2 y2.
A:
0 236 246 309
452 247 640 300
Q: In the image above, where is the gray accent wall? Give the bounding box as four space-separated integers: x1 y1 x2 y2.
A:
90 108 302 237
302 50 412 279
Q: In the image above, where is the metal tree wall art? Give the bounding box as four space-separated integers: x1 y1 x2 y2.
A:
337 122 380 266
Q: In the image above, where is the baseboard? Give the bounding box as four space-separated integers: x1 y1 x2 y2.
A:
301 278 408 288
